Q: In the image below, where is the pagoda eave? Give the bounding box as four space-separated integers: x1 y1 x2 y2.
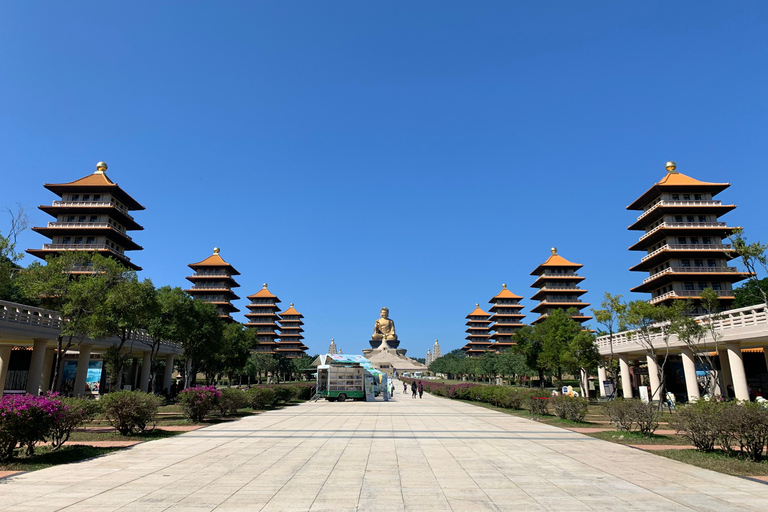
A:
627 204 736 230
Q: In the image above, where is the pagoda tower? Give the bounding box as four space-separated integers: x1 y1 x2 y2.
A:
530 248 591 325
461 304 493 356
276 303 308 359
488 284 526 351
328 339 337 355
627 162 750 311
27 162 144 270
426 349 432 367
244 284 281 354
432 339 442 359
184 247 240 322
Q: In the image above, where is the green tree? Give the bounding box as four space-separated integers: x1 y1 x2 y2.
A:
730 228 767 304
561 329 600 397
536 308 583 386
215 323 258 386
591 292 627 391
0 205 29 302
290 354 314 381
513 325 545 387
496 349 533 385
733 278 768 308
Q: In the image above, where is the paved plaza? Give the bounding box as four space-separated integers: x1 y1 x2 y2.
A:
1 385 767 512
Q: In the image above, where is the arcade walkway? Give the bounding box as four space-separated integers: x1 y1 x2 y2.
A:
1 386 767 512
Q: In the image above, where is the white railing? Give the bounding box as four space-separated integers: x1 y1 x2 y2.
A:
536 285 584 291
51 201 133 218
188 285 232 290
190 272 231 278
643 266 739 283
42 244 129 260
648 289 735 304
596 303 768 352
635 200 724 222
0 299 181 349
640 243 732 262
638 221 728 243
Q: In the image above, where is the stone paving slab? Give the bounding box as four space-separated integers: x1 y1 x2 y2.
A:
0 385 767 511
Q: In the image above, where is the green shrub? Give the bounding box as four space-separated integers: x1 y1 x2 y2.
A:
271 386 293 405
603 399 635 432
249 387 276 410
101 391 162 435
499 388 526 410
288 384 314 401
49 397 101 450
551 395 589 422
178 386 222 423
529 395 550 417
631 400 660 436
671 400 722 451
729 401 768 462
217 388 250 416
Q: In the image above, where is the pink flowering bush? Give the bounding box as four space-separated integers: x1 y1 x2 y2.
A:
0 393 65 460
178 385 222 422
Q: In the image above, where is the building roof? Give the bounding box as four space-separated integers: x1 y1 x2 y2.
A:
627 170 730 210
530 248 583 275
466 304 489 318
187 248 241 275
247 283 281 302
279 303 303 318
489 284 523 301
44 168 145 211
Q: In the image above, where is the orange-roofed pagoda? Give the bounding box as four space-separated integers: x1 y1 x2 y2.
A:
488 284 526 351
627 162 751 312
276 303 308 358
185 247 241 322
461 304 493 356
244 284 281 353
530 248 591 325
27 162 144 270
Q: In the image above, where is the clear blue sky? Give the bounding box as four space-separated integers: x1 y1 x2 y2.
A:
2 3 767 357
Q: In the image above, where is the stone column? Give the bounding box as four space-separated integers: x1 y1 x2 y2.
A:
597 364 607 397
73 344 92 397
619 354 632 399
680 347 701 401
26 339 48 395
163 354 175 394
646 355 661 401
139 351 152 393
719 349 734 398
763 348 768 375
40 348 56 394
726 342 750 401
0 345 12 394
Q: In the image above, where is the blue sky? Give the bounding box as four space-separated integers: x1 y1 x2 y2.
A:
2 3 767 357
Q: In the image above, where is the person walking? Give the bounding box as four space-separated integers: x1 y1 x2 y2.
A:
411 381 417 399
403 381 408 394
418 381 423 399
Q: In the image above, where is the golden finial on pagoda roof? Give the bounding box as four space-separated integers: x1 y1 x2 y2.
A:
95 161 108 174
551 247 557 255
666 161 677 173
263 283 268 288
213 247 220 254
290 303 294 306
475 303 479 307
502 283 507 289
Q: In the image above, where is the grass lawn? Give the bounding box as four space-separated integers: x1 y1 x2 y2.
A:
0 445 122 472
653 449 768 477
67 429 183 442
586 430 688 445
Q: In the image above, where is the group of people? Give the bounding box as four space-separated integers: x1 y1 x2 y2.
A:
402 380 424 399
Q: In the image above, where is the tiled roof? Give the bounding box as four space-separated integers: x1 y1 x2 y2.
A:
188 252 241 275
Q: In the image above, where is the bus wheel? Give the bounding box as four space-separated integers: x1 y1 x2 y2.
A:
337 393 347 402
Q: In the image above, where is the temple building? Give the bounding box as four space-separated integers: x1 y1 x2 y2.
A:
627 162 751 312
244 284 281 354
27 162 144 271
276 303 308 358
425 349 432 367
432 339 442 359
461 304 493 356
328 339 338 355
184 247 241 323
488 284 526 351
530 248 591 325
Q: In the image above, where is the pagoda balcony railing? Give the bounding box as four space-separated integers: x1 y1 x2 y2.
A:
649 289 735 304
188 285 232 290
42 243 129 260
51 201 134 219
638 222 728 242
636 200 724 222
643 265 740 283
536 299 584 305
536 285 584 291
191 272 231 277
640 243 732 262
46 222 130 235
541 271 578 277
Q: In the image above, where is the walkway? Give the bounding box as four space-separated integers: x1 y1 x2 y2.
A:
1 387 767 512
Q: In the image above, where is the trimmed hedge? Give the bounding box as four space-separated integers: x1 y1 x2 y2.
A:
401 379 549 413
